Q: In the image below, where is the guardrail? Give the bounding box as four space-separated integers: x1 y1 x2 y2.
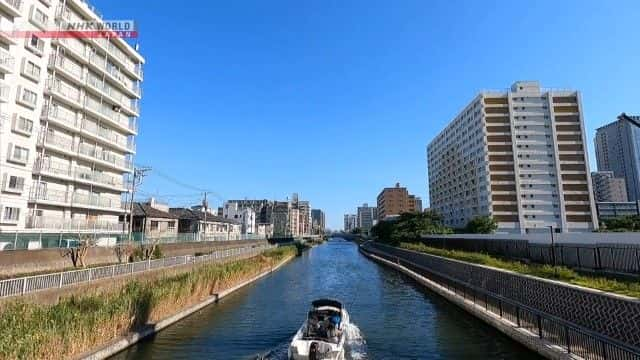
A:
0 243 276 299
362 243 640 360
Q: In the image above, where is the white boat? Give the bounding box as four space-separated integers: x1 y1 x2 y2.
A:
288 299 350 360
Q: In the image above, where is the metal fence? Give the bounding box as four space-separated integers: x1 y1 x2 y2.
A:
0 243 276 298
362 244 640 360
0 231 268 251
420 236 640 275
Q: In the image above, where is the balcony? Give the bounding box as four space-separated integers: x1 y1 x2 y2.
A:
45 78 84 109
0 81 9 102
38 131 76 156
0 48 14 73
77 142 133 172
53 37 87 61
0 0 22 18
72 192 125 211
48 55 84 85
33 157 72 178
29 187 70 205
41 104 79 131
26 216 126 232
75 167 126 190
80 120 136 154
84 96 137 134
0 15 16 44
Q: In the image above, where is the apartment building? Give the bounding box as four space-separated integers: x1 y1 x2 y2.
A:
376 183 419 220
0 0 143 232
594 114 640 201
310 208 325 234
356 203 376 233
343 214 356 232
427 81 597 233
591 171 628 202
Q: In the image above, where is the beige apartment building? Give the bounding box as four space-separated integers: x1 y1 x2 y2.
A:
427 81 598 233
0 0 143 232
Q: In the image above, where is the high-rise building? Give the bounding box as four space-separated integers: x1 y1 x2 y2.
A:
0 0 144 231
594 114 640 201
343 214 357 232
428 81 597 233
310 209 325 234
376 183 419 220
356 203 376 233
591 171 628 202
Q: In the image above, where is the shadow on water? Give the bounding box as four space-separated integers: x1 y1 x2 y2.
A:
111 239 541 360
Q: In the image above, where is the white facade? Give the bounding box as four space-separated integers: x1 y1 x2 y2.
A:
0 0 144 232
428 81 598 234
223 201 257 234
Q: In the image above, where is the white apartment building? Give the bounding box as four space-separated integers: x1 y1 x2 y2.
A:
428 81 598 233
223 201 257 234
0 0 143 232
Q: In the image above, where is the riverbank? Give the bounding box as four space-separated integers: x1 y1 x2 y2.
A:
0 246 296 360
400 242 640 298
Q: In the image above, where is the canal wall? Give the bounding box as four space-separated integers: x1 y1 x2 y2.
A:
360 242 640 360
79 252 296 360
0 239 267 278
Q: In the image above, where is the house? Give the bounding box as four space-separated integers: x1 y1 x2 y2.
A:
128 199 179 238
169 207 241 240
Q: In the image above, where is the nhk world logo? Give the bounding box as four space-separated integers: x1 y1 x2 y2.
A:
7 20 137 38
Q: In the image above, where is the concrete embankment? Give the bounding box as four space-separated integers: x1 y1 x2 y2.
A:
0 239 268 278
360 246 569 359
360 243 640 360
79 253 296 360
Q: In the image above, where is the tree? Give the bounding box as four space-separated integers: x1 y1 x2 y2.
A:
370 211 453 245
60 234 95 268
464 216 498 234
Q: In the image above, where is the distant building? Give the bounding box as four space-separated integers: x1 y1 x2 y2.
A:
343 214 357 232
272 201 291 237
428 81 598 233
311 209 325 234
223 202 257 234
129 199 179 238
596 201 640 221
357 203 376 233
595 114 640 201
377 183 419 220
169 207 241 240
591 172 628 202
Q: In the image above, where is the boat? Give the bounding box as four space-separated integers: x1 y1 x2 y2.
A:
288 299 350 360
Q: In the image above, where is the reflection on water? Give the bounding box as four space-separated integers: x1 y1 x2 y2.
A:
111 239 540 359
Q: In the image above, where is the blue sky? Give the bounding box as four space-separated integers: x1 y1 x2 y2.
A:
95 0 640 229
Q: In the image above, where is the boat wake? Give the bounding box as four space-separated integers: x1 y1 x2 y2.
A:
255 323 368 360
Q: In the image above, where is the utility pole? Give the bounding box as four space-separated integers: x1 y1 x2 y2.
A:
128 166 151 242
202 192 208 241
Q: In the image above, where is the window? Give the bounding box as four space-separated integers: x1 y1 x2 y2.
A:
12 116 33 135
3 175 25 193
168 221 175 231
30 7 49 28
8 144 29 164
150 220 159 231
21 60 41 81
17 87 37 108
3 207 20 222
26 35 44 55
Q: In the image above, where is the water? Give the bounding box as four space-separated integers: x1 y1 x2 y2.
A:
112 239 541 359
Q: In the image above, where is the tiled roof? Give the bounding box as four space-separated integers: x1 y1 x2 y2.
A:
132 203 180 219
169 208 240 225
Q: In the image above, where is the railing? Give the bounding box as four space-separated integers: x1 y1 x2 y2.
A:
0 47 14 71
84 96 136 133
28 187 69 204
38 130 75 151
0 243 276 298
0 81 8 102
46 78 83 104
42 103 79 128
72 192 124 209
26 216 125 232
74 167 125 189
2 0 22 12
362 244 640 360
49 55 83 81
77 142 133 170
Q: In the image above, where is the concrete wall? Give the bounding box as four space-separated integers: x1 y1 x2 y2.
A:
0 240 267 278
423 232 640 244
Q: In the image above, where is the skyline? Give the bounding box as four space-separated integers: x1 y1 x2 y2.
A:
94 0 640 229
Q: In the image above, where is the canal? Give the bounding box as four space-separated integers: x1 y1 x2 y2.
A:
112 239 540 359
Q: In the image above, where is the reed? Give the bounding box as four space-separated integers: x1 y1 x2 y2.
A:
0 246 296 360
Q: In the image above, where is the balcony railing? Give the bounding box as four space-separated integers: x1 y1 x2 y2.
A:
0 81 9 102
29 187 69 204
41 104 78 129
45 78 83 105
49 55 83 81
84 96 137 133
81 120 134 152
77 142 133 171
55 37 86 58
2 0 22 13
72 192 124 209
26 216 125 231
38 131 75 151
75 167 124 189
0 48 14 72
33 157 72 177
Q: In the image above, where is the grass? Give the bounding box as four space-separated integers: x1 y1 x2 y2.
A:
399 242 640 298
0 246 296 360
